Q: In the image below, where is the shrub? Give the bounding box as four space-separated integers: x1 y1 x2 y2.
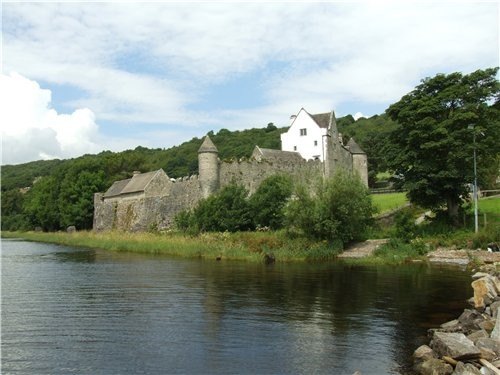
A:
393 208 418 243
249 174 293 230
285 169 376 245
175 183 252 233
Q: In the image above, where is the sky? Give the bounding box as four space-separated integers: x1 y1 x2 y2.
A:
1 1 499 165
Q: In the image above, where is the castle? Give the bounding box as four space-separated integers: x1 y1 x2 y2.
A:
93 108 368 232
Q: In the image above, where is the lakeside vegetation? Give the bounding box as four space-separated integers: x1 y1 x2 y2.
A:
1 230 342 262
1 68 498 267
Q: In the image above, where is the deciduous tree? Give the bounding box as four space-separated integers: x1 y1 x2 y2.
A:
385 68 499 220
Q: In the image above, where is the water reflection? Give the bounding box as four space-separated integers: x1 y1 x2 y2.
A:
1 239 470 374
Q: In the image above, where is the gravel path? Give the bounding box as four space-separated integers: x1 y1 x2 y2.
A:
338 239 389 258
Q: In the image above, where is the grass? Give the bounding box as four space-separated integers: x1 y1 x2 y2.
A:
1 230 343 263
371 192 408 214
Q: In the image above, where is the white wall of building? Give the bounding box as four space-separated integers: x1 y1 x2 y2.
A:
280 108 328 161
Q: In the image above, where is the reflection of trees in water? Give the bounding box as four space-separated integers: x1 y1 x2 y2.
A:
191 261 470 373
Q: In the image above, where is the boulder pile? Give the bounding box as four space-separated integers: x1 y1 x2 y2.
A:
414 265 500 374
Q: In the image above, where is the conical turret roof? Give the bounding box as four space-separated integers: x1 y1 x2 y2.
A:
198 135 218 154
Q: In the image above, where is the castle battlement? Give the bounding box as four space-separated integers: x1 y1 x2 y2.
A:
93 109 367 232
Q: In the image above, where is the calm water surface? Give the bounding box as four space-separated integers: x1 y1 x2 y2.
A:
2 239 471 374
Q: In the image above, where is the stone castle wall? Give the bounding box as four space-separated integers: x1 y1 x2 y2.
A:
94 116 368 232
94 157 325 231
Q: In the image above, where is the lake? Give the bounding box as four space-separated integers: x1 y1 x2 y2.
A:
1 238 471 374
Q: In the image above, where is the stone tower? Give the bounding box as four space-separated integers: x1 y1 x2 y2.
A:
324 110 340 178
198 135 220 198
347 138 368 187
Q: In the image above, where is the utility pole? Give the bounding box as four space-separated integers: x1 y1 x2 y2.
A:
468 124 479 233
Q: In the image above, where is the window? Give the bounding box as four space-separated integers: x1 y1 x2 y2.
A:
300 128 307 136
314 140 318 146
293 146 297 151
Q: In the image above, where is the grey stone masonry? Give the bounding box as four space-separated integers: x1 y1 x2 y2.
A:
93 110 368 232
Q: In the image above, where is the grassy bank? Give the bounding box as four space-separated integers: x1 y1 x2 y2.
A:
1 230 342 263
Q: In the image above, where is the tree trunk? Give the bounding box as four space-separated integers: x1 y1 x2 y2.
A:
447 198 459 224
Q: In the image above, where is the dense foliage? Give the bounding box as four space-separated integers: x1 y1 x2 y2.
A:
284 169 376 244
3 67 498 232
385 68 500 219
175 175 294 233
248 175 293 229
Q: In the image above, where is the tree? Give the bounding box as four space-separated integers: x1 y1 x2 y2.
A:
178 183 253 233
285 169 375 245
59 170 106 229
385 68 500 220
23 175 60 231
249 174 293 229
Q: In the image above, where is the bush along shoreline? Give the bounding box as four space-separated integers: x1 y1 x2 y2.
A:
413 264 500 374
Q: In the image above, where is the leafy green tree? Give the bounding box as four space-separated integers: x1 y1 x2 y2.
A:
23 175 60 231
1 189 28 230
386 68 500 220
179 183 253 233
59 170 106 229
249 174 293 229
285 169 375 244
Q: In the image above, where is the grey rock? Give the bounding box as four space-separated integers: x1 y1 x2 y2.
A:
473 272 491 280
452 361 482 375
430 332 481 360
476 337 500 356
479 318 495 333
414 358 453 375
490 301 500 318
459 309 487 335
441 319 462 332
490 310 500 340
467 329 489 343
66 225 76 233
413 345 436 363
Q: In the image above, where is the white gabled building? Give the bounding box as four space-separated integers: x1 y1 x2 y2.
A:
280 108 332 161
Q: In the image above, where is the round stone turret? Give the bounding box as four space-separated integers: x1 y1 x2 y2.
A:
198 136 220 198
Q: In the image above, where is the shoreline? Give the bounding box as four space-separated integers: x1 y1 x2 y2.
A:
412 264 500 374
3 230 497 267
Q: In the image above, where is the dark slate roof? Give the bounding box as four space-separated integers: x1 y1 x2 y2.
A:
103 178 131 198
347 138 365 154
310 112 332 129
120 170 160 195
255 147 305 162
198 136 218 153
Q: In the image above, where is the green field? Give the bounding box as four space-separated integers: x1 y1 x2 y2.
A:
371 192 408 214
478 197 500 214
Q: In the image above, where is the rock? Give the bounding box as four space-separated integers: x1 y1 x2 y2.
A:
67 225 76 233
467 329 489 343
264 253 275 264
476 337 500 356
452 361 481 375
472 277 498 309
479 318 495 333
414 358 453 375
459 310 487 334
473 272 491 280
413 345 436 363
441 319 463 332
430 332 481 360
490 301 500 318
487 243 499 252
490 310 500 340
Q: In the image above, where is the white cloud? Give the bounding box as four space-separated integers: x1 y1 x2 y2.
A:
0 72 101 164
1 2 498 163
353 112 365 121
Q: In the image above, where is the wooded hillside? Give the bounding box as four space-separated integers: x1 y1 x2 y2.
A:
3 67 498 233
1 114 394 231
